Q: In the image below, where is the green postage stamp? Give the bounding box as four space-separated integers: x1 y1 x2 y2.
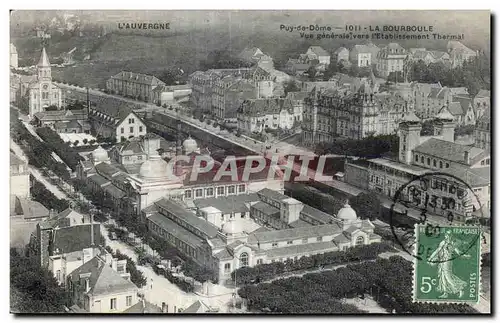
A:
413 224 481 304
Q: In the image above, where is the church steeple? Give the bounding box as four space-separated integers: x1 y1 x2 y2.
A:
37 47 51 81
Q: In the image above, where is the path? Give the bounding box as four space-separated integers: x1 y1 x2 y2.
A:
10 138 69 200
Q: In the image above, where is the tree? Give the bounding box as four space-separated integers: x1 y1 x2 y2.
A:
420 120 434 136
11 248 67 313
88 139 96 145
387 71 404 83
82 138 88 145
306 66 317 80
73 140 79 147
283 80 300 96
350 192 382 221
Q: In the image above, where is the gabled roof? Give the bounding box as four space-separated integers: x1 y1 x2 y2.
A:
334 47 349 54
308 46 330 57
452 95 473 115
249 223 343 244
14 197 49 219
475 89 490 98
445 102 463 116
69 257 137 297
123 300 162 313
183 300 214 313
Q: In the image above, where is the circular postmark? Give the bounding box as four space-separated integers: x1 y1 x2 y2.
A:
389 172 485 263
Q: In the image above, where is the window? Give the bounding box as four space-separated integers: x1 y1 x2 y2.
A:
272 242 278 248
481 160 485 166
239 252 249 267
138 156 143 160
486 159 490 165
129 126 134 133
427 158 430 165
287 240 293 245
446 163 450 168
42 92 49 99
121 127 124 134
139 126 143 132
206 188 214 197
228 185 235 194
257 259 263 265
414 154 418 162
317 236 323 242
184 190 192 199
216 186 225 196
195 189 203 198
124 156 130 161
224 263 231 273
56 270 61 282
439 161 443 168
85 279 90 292
433 159 437 167
126 296 132 307
355 236 365 246
302 238 308 244
129 118 135 124
420 156 424 163
110 298 117 310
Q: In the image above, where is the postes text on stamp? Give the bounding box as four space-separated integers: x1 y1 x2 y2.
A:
413 224 481 304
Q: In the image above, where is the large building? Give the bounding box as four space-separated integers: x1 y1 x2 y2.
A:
237 91 306 134
77 136 284 216
376 43 408 78
143 188 381 283
106 71 165 103
302 75 409 144
406 48 450 66
345 111 491 220
88 103 146 143
17 48 62 117
333 47 350 63
304 46 331 66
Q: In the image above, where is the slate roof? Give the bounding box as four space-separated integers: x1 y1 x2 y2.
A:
239 98 282 117
95 162 121 179
445 102 463 116
265 241 339 258
301 205 334 224
251 201 280 217
184 166 283 186
69 257 137 297
155 199 219 238
476 90 490 98
249 223 343 244
308 46 330 57
193 194 259 214
33 109 87 122
148 212 205 248
88 174 110 187
54 119 82 130
183 300 213 313
257 188 288 201
334 47 349 54
413 138 485 165
103 184 126 199
446 165 490 188
110 71 165 87
452 95 473 115
123 300 162 313
51 224 101 255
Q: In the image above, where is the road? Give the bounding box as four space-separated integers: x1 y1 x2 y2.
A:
100 224 235 313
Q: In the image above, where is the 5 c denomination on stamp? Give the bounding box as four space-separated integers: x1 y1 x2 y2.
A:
413 224 481 304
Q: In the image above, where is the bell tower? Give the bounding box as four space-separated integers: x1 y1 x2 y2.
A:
37 47 52 81
398 112 422 165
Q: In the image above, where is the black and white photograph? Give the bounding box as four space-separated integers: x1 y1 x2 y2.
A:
8 9 491 314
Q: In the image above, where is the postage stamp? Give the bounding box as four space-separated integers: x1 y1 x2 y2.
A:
413 224 481 304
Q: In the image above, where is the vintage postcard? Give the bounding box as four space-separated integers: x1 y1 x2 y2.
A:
9 10 490 314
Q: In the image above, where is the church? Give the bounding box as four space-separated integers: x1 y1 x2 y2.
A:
21 48 62 117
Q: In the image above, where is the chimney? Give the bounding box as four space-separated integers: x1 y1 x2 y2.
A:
464 151 470 164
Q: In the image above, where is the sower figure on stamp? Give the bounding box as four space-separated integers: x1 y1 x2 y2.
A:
427 230 470 298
